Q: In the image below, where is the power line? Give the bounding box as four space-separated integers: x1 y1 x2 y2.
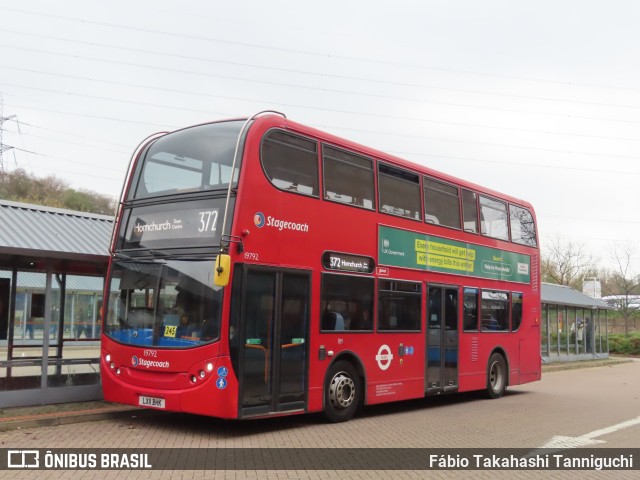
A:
3 78 640 146
15 120 132 149
0 94 18 172
2 7 640 96
5 63 640 128
2 101 177 128
3 41 640 112
4 127 130 154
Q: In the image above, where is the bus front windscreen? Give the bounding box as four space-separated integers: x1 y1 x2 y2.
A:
130 120 246 200
104 259 222 348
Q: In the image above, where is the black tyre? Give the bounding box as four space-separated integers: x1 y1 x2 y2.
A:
485 352 507 399
323 360 361 423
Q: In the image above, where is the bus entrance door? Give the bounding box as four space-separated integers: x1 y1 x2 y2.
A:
238 268 309 418
426 285 459 395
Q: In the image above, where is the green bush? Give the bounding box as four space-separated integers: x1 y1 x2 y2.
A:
608 333 640 355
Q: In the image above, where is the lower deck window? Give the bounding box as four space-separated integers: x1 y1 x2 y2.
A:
481 290 509 331
463 287 479 331
378 280 421 331
321 273 374 331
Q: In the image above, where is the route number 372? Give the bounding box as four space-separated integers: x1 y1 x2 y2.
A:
198 210 218 233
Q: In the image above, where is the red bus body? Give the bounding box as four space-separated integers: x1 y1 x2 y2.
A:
101 113 541 421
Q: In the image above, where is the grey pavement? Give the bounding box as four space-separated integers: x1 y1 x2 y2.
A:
0 357 631 432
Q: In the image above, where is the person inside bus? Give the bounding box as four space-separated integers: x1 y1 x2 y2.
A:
351 306 371 330
322 303 336 331
200 298 220 341
322 303 345 331
176 313 197 338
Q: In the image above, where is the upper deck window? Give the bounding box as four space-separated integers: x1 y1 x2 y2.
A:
462 189 479 233
510 204 537 247
261 130 319 197
378 163 421 221
423 177 461 229
131 121 244 200
323 145 375 210
480 195 509 241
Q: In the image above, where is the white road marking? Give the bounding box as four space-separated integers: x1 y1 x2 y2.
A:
539 416 640 449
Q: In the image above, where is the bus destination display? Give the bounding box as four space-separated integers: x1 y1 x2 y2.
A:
120 198 231 250
322 251 375 274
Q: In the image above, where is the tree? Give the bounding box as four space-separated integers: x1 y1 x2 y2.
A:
0 169 116 215
541 237 595 289
608 243 640 335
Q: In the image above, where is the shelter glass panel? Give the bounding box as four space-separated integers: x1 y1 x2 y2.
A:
548 304 559 355
541 304 549 357
64 275 104 341
567 308 577 354
0 270 10 347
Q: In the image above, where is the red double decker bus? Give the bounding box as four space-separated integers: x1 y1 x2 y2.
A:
101 111 540 422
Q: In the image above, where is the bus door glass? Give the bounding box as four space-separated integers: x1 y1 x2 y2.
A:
239 268 309 417
426 285 459 394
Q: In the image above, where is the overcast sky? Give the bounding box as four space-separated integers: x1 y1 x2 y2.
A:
1 1 640 273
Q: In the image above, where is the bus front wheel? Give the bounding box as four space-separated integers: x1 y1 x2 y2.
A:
486 352 507 399
324 360 361 423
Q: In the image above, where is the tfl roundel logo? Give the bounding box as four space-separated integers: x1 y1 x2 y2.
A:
131 356 139 367
254 212 265 228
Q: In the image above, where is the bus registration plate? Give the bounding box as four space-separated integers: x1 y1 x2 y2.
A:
139 395 165 409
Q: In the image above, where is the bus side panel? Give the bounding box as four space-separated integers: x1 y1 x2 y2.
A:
519 326 542 384
456 333 486 392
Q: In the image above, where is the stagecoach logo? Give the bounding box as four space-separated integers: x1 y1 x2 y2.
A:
131 355 170 369
254 212 266 228
375 344 394 371
253 212 310 233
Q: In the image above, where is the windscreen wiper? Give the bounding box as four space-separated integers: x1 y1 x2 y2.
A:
112 252 165 264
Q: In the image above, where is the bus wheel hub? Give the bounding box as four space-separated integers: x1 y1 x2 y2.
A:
329 372 355 409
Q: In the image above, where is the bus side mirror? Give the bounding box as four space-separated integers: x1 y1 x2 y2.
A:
214 254 231 287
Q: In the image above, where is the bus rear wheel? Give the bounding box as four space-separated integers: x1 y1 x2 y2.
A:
324 360 360 423
486 352 507 399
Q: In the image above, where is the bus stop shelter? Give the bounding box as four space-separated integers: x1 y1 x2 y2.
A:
0 199 113 408
541 282 611 363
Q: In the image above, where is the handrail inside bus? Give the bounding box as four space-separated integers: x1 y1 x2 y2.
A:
219 110 286 254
